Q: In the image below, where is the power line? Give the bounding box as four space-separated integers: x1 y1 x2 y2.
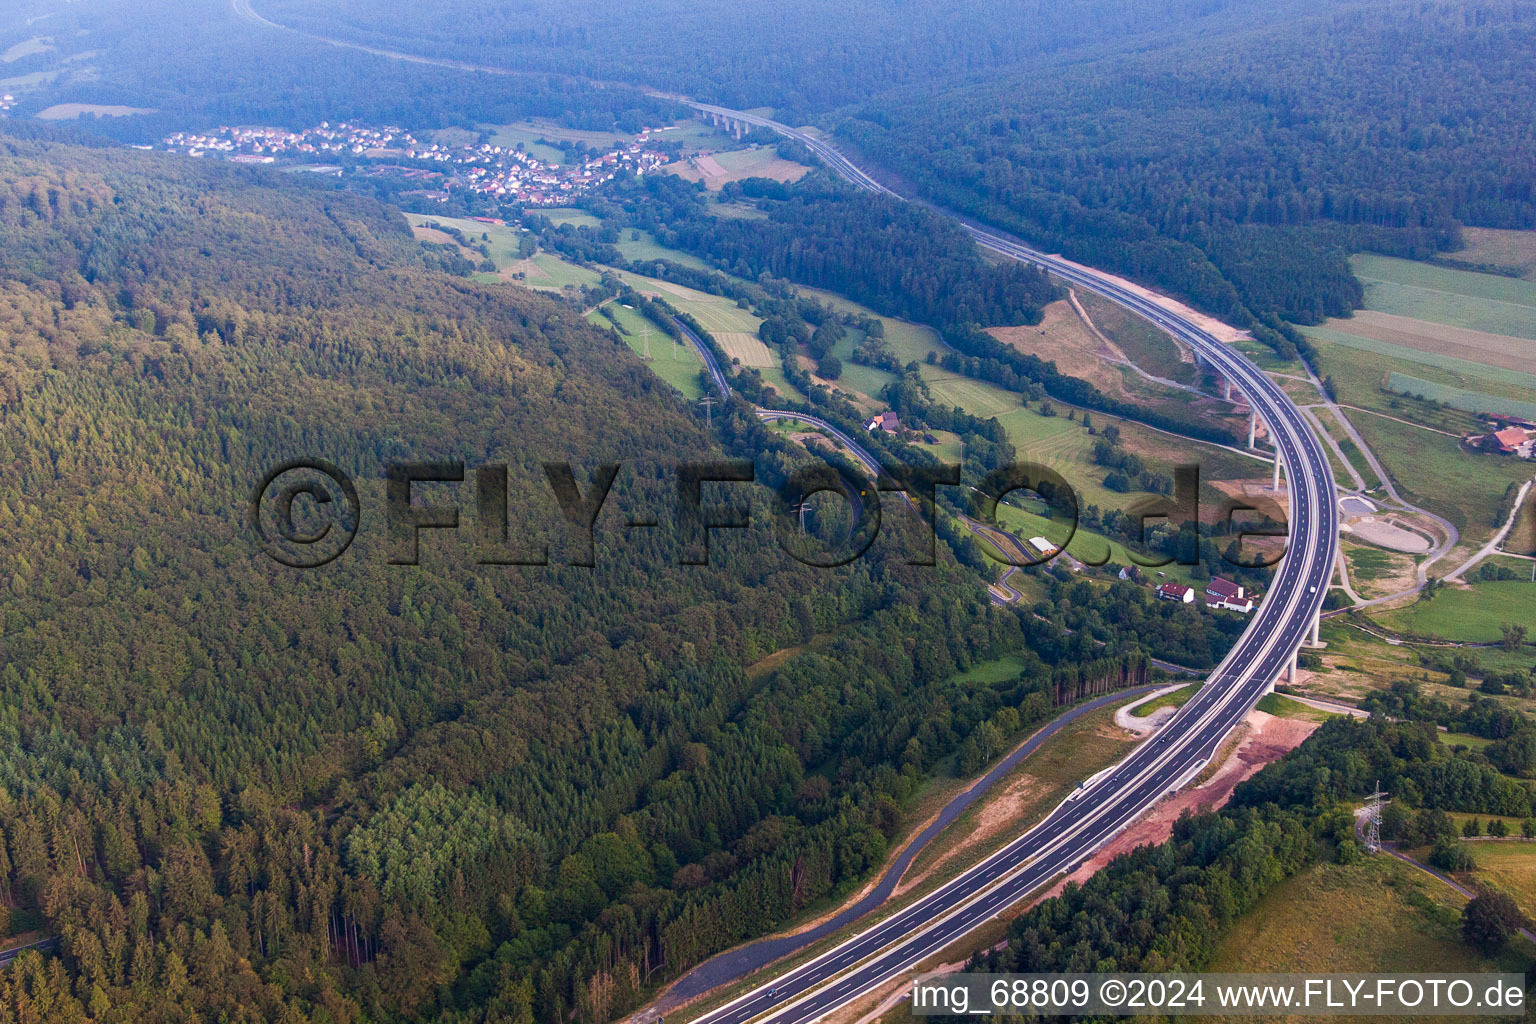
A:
1365 780 1388 854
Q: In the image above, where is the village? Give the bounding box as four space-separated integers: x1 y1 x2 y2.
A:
157 119 671 206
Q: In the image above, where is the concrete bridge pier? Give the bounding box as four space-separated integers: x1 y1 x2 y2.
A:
1303 607 1326 649
1249 409 1257 448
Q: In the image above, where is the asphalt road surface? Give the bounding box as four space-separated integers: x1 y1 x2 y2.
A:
678 103 1338 1024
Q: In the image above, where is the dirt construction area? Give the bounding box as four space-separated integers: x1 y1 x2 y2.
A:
819 709 1319 1024
1038 709 1318 898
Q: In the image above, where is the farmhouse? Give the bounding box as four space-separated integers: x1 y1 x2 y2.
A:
1492 426 1534 456
1205 577 1254 613
1156 583 1195 604
1027 536 1059 559
865 410 900 433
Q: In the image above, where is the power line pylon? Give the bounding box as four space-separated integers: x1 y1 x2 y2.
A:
699 395 716 428
1365 780 1388 854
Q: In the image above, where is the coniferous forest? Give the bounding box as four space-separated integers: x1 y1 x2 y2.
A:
1 0 1533 1019
0 128 1221 1023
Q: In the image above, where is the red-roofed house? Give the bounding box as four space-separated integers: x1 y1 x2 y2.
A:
1205 577 1254 613
1156 583 1195 604
1491 426 1532 455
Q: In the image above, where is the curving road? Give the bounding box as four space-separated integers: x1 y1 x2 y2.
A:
676 104 1337 1024
651 683 1156 1008
0 937 59 970
212 10 1340 1005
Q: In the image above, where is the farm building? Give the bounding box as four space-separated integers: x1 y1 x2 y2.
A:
1157 583 1196 603
1205 577 1254 613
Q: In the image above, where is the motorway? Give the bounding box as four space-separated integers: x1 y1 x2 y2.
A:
679 104 1339 1024
178 9 1340 1019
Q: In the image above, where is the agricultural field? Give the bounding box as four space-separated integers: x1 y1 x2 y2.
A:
612 229 713 270
403 212 527 266
714 331 776 368
664 144 811 189
1351 254 1536 340
1436 227 1536 281
2 36 55 62
706 200 770 221
508 251 604 291
1465 843 1536 923
1306 328 1536 418
537 207 602 229
36 102 156 118
1375 580 1536 643
1210 858 1527 982
585 303 706 401
1303 318 1535 541
823 328 898 411
1300 259 1536 506
1345 410 1532 541
1385 371 1536 422
1327 310 1534 375
657 118 744 150
483 120 635 164
624 276 763 334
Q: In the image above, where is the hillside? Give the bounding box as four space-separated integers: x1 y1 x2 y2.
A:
843 0 1536 348
0 128 1179 1023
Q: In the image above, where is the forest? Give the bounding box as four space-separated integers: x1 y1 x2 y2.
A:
0 0 680 144
0 126 1234 1023
843 1 1535 331
254 0 1315 120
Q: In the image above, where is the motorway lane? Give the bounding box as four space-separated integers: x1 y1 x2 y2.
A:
181 16 1334 1023
680 105 1337 1024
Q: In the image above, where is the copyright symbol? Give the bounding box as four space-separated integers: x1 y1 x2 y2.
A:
249 458 360 568
1100 979 1126 1008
